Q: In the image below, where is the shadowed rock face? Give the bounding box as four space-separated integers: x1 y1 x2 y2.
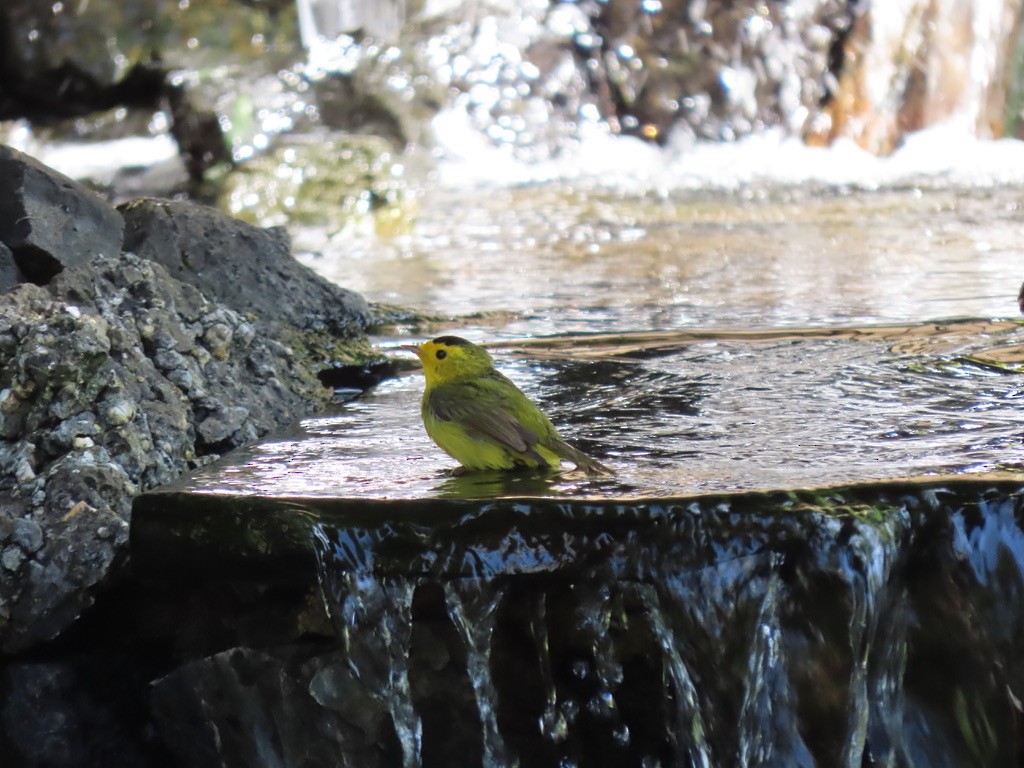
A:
0 145 125 284
103 477 1024 767
0 0 293 122
120 198 370 340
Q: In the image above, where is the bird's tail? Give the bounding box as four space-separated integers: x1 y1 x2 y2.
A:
552 439 614 477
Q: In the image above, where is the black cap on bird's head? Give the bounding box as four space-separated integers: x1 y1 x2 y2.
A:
431 335 473 347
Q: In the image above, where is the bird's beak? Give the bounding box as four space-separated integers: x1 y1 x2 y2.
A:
400 343 423 359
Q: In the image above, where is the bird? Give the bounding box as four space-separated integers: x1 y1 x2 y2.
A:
402 335 612 475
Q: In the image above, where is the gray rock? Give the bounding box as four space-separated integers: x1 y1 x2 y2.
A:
0 145 124 284
42 412 99 455
0 247 363 652
119 198 370 339
12 517 43 553
0 240 19 293
0 387 29 439
1 545 25 572
4 455 133 648
196 406 250 447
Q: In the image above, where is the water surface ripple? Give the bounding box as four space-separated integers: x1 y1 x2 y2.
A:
197 184 1024 497
193 321 1024 498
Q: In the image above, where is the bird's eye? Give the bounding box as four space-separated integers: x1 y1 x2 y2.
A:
435 349 447 360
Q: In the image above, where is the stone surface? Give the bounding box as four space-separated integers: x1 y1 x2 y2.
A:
0 144 125 284
0 657 167 767
120 198 371 347
0 138 398 658
0 574 323 768
152 646 404 768
0 238 367 652
0 240 19 293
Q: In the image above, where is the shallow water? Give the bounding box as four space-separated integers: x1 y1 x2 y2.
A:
119 11 1024 766
191 320 1024 499
178 183 1024 499
299 185 1024 335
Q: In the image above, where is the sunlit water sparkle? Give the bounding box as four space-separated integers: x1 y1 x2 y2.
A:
263 142 1024 499
299 180 1024 337
188 324 1024 499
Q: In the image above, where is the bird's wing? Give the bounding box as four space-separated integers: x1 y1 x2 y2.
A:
427 376 551 459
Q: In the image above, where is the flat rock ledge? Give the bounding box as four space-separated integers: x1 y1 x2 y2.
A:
0 143 372 653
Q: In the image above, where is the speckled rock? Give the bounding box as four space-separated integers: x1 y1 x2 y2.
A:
120 198 370 343
0 246 360 652
0 145 125 284
0 241 18 293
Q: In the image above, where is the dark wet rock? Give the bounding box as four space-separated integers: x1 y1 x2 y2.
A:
120 198 371 350
152 646 404 768
0 241 19 293
0 145 125 284
0 654 173 766
0 240 365 652
121 477 1024 767
0 574 329 768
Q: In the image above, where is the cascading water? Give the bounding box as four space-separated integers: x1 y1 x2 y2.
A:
816 0 1024 151
143 480 1017 767
291 0 1022 160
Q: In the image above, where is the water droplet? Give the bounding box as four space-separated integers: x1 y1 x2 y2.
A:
613 723 630 745
571 659 589 680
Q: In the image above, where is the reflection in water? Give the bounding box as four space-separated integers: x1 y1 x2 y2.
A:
433 470 558 500
299 186 1024 335
186 320 1024 499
